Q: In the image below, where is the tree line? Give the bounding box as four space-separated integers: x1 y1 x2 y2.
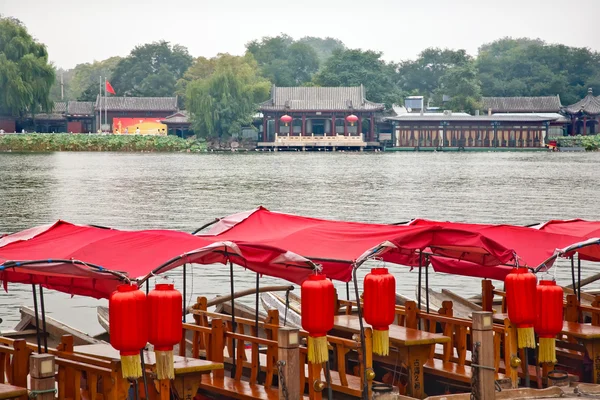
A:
2 15 600 139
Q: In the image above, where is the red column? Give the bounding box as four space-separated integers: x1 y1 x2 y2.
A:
583 116 588 135
301 114 305 137
571 117 576 136
357 115 362 139
331 115 336 136
370 114 375 142
262 117 267 142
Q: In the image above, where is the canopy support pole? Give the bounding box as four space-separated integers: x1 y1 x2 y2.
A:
571 257 576 300
31 284 41 353
140 349 149 400
145 280 149 295
255 273 261 381
417 251 423 311
346 282 350 301
39 285 48 353
578 255 582 306
425 257 430 314
182 264 187 323
352 262 369 400
229 260 237 378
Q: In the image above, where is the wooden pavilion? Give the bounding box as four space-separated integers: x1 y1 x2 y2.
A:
561 88 600 135
386 114 556 149
258 85 385 150
161 111 192 138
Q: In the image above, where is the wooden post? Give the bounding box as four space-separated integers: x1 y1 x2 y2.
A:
472 312 494 400
278 328 300 400
211 319 225 379
481 280 494 312
30 354 56 400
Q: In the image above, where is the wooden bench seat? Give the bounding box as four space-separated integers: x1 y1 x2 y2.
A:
424 358 507 383
200 375 308 400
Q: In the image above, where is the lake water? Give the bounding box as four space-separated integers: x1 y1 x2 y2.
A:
1 151 599 336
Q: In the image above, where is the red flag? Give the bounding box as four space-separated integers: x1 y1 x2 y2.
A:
105 80 116 95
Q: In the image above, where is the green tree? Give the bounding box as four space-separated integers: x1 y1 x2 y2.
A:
246 34 320 86
72 56 122 101
297 36 345 63
49 67 75 102
110 41 192 97
438 63 482 113
0 16 55 117
397 48 472 103
186 55 270 139
312 49 402 108
476 38 600 104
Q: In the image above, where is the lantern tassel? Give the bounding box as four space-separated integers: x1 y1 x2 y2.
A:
372 329 390 356
155 350 175 380
517 327 536 349
121 355 143 379
538 337 557 363
307 336 328 364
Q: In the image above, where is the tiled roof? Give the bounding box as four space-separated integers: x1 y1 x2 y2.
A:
162 111 189 124
259 85 384 112
67 101 95 115
95 96 178 112
385 115 557 123
482 96 562 113
561 88 600 116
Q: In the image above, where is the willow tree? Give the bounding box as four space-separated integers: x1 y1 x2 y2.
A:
0 16 55 117
185 55 270 139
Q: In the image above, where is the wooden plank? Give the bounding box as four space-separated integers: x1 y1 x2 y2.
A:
20 307 102 346
333 315 449 347
0 384 27 400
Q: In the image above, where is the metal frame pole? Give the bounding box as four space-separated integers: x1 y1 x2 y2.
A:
417 252 423 310
182 264 187 322
425 259 430 314
229 260 236 378
31 284 41 353
39 285 48 352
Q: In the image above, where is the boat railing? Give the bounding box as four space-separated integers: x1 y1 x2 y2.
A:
0 335 124 400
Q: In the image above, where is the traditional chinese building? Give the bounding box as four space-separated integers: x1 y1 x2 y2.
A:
258 85 385 150
161 111 192 137
482 96 562 114
386 114 556 149
96 96 178 133
561 88 600 135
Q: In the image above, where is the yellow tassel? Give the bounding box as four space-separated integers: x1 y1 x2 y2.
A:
517 327 536 349
538 337 557 363
121 354 142 379
307 336 328 364
155 350 175 380
372 329 389 356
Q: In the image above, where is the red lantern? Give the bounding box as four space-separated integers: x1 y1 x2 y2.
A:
301 274 334 364
280 115 292 126
535 280 563 363
363 268 396 356
148 283 182 380
346 114 358 126
505 268 537 348
109 284 148 378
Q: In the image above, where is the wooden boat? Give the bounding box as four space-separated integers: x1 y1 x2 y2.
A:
1 306 103 348
415 287 482 319
260 291 302 328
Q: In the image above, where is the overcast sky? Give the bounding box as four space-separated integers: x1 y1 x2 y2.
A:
3 0 600 69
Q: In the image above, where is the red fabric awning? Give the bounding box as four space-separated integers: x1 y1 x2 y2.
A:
0 221 317 299
199 207 516 281
429 257 514 281
409 219 600 266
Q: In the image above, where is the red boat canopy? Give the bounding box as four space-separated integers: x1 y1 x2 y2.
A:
199 207 516 282
0 221 317 299
409 219 600 266
536 219 600 238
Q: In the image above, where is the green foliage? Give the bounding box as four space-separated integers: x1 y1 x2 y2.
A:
398 48 472 99
312 49 403 109
439 62 482 114
246 35 320 86
477 38 600 104
0 16 55 117
186 57 270 139
0 133 206 152
297 36 345 63
555 135 600 151
49 67 75 102
110 41 192 97
73 57 122 101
